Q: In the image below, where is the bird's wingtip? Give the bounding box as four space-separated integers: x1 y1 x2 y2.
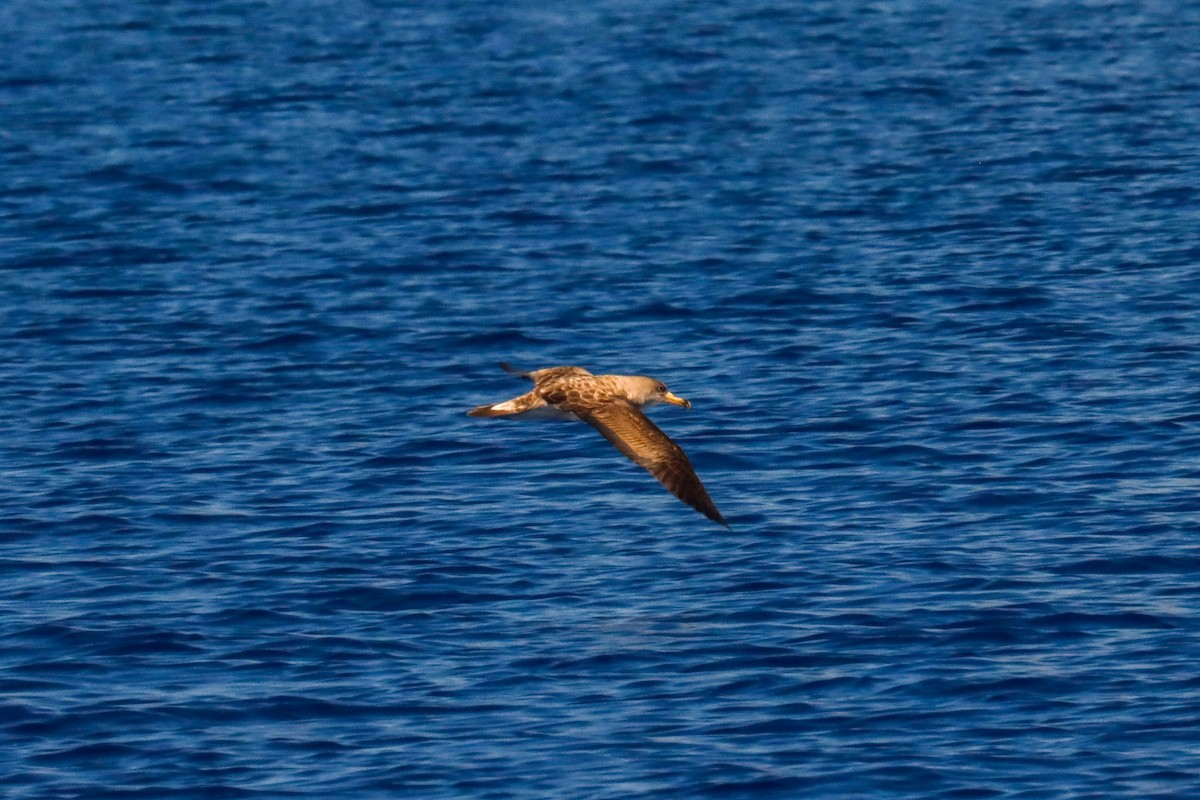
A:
499 362 529 377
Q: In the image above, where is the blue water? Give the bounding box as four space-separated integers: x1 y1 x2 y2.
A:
3 1 1199 797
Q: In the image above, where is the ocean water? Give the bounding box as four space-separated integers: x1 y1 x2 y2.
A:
3 1 1199 797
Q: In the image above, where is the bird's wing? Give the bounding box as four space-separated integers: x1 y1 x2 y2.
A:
529 366 591 383
501 363 591 383
563 397 727 526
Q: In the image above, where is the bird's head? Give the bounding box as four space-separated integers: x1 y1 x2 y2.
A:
627 376 691 409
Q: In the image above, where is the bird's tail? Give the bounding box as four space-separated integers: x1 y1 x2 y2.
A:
467 402 515 418
467 391 543 418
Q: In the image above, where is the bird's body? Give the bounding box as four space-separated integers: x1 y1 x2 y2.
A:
468 363 727 526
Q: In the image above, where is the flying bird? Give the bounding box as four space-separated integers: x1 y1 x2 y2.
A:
468 363 727 526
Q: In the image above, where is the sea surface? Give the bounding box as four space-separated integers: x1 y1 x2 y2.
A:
3 1 1199 798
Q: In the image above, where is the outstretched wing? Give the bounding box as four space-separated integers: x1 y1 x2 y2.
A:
566 398 727 526
500 363 591 383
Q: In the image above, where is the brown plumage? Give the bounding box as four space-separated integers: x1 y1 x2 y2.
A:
468 363 727 526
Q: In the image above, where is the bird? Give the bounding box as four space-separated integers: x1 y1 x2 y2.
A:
468 363 727 526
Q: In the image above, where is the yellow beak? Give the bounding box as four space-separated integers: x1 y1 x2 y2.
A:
662 391 691 409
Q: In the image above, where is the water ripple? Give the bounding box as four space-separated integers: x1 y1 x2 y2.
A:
3 1 1200 798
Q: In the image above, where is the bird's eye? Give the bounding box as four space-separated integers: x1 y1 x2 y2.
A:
656 383 667 392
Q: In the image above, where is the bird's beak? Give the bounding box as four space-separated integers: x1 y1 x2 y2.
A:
662 392 691 409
